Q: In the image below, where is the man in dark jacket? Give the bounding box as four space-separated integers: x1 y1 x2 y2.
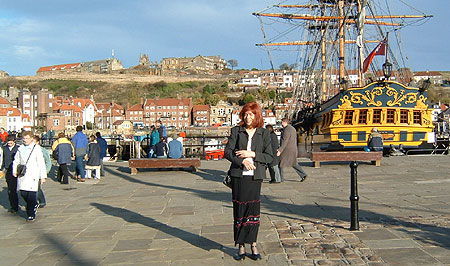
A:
52 132 74 184
277 118 307 182
368 127 384 152
1 135 19 213
266 125 282 183
95 132 107 177
71 126 88 182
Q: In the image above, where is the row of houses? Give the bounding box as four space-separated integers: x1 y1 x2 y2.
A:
238 69 446 91
0 87 281 133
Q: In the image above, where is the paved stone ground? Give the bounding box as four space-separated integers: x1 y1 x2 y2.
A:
1 155 450 265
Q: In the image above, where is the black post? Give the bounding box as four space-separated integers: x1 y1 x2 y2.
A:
202 132 206 160
349 161 359 231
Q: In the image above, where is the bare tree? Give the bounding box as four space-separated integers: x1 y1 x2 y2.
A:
227 59 238 70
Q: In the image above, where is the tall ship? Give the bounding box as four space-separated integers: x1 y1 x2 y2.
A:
254 0 434 151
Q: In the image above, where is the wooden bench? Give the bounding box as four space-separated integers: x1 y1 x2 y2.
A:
129 158 201 175
311 151 382 168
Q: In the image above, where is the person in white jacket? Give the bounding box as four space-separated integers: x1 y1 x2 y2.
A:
12 131 47 222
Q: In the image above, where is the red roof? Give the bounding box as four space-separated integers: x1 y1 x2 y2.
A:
193 105 210 111
37 63 81 73
414 71 442 76
0 108 21 116
73 98 96 110
0 97 11 105
126 103 143 111
59 104 82 113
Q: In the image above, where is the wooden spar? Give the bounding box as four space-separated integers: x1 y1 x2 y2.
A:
253 12 431 20
255 40 380 46
252 13 432 26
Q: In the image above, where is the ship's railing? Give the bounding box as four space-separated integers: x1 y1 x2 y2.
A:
303 131 449 155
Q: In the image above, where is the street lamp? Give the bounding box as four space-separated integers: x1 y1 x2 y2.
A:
420 78 431 92
382 62 393 80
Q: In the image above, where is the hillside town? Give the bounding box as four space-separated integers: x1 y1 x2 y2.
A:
0 54 449 136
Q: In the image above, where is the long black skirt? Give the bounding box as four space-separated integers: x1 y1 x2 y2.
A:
232 175 262 245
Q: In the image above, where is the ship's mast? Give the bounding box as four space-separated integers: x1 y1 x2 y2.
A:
357 0 367 87
338 0 346 89
253 0 433 111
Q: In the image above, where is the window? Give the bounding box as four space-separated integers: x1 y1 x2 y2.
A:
344 111 353 125
386 109 395 124
358 110 367 124
373 109 382 124
400 110 408 123
53 119 59 126
413 110 421 124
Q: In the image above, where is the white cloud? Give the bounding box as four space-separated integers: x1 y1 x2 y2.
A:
13 45 46 59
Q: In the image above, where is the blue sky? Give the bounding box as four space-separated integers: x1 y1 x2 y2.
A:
0 0 448 76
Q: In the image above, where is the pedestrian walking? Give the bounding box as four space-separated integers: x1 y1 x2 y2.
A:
0 127 8 144
71 126 88 182
95 132 107 177
2 135 19 213
12 131 47 222
33 135 51 208
277 118 307 182
52 132 74 184
85 135 101 179
224 102 273 261
266 125 282 183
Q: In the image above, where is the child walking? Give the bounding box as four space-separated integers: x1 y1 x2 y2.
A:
85 135 101 179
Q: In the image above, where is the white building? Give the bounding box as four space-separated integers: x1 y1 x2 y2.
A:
73 98 97 126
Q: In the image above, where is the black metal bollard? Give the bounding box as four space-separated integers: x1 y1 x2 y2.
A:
349 161 359 231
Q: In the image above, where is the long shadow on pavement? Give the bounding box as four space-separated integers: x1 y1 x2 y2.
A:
91 202 235 256
106 167 450 249
42 233 98 266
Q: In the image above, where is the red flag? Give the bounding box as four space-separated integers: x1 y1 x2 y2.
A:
363 39 386 73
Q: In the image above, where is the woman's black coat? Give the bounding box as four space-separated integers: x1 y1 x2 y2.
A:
225 126 273 180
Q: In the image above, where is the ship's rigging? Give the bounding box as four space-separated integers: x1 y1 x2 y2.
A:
253 0 432 121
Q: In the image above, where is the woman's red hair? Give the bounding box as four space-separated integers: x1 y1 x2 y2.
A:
239 102 264 128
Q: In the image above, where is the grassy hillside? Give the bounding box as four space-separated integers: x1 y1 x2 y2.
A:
0 76 234 106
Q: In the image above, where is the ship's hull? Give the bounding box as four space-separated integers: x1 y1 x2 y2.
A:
295 81 434 151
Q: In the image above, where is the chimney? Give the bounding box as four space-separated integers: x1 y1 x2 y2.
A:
140 97 144 105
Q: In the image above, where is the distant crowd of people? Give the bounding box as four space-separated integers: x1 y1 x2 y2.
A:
0 125 108 222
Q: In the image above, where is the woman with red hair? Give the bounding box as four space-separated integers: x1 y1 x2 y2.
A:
225 102 273 260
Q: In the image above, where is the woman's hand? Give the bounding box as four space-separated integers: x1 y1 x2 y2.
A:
242 158 256 171
236 150 255 158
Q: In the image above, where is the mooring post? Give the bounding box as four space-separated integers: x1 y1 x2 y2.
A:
350 161 359 231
